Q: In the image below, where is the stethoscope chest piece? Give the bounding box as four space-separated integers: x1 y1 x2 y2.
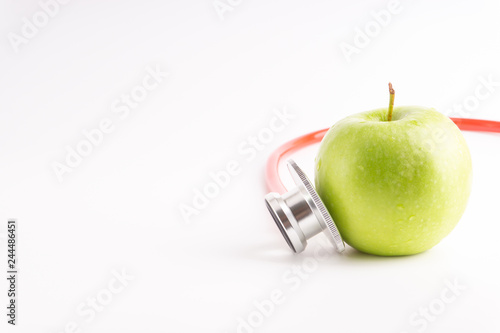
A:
265 159 345 254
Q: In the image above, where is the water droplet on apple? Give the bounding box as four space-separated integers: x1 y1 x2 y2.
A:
409 215 416 222
317 159 322 170
397 204 404 210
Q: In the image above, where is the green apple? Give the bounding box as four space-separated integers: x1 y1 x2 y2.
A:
315 85 472 256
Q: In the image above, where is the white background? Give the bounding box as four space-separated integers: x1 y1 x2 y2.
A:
1 0 500 332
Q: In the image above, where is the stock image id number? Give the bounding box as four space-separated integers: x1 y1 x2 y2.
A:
7 220 16 269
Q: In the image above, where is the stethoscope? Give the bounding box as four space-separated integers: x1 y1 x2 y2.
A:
264 117 500 254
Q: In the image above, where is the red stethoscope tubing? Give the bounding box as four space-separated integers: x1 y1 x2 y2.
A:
265 117 500 195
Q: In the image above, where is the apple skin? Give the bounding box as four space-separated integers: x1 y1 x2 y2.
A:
315 106 472 256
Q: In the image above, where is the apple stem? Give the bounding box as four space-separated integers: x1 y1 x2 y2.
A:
388 82 395 121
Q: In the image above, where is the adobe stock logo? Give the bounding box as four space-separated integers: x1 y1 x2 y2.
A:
7 0 72 53
400 278 466 333
213 0 243 21
227 239 334 333
443 75 500 118
52 64 168 182
179 107 296 224
339 0 402 63
53 268 134 333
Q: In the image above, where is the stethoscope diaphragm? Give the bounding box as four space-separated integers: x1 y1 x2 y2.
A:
265 159 345 253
